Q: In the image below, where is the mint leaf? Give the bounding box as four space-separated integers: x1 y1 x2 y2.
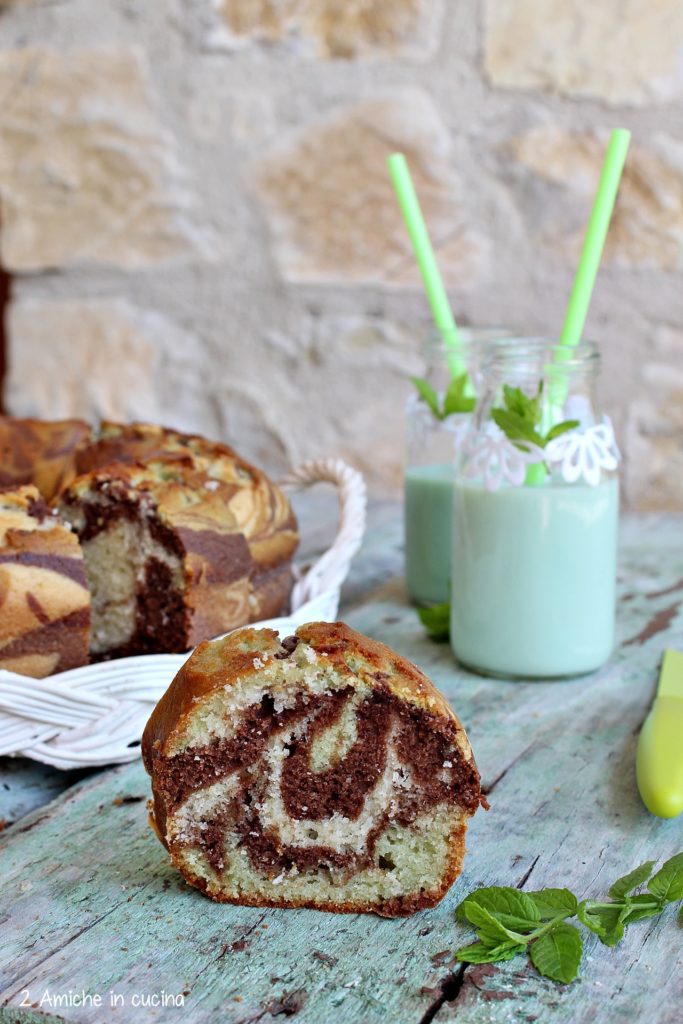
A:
503 383 542 424
493 383 544 449
412 377 442 419
491 408 543 448
458 886 540 933
545 419 580 443
453 940 499 963
609 860 657 900
493 378 580 451
530 923 582 984
463 902 525 944
455 940 526 964
621 893 664 924
443 373 476 416
577 901 629 946
528 888 578 919
648 853 683 903
417 602 450 642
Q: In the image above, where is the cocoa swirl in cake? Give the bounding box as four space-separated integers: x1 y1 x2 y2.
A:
0 417 299 672
152 677 480 879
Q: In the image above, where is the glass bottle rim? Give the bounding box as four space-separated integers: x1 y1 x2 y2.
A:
484 336 601 375
422 325 521 358
483 335 602 368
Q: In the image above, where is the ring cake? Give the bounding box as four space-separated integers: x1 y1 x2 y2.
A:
142 622 483 917
0 417 298 671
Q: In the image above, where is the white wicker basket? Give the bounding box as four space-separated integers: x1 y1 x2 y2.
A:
0 458 366 770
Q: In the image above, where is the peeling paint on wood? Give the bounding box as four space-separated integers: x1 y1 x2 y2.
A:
624 601 681 646
1 511 682 1024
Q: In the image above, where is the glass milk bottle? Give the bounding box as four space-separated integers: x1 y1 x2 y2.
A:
450 339 619 678
404 328 511 607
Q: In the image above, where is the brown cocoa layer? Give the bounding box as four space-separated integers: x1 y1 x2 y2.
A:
99 557 190 660
0 607 91 672
249 564 294 621
0 552 88 586
280 690 392 821
176 527 252 585
72 486 259 656
156 691 351 809
25 494 53 522
67 490 143 543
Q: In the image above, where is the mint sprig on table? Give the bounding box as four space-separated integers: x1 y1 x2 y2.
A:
455 853 683 984
492 382 578 449
412 374 475 419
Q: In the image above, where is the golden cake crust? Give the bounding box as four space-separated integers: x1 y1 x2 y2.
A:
0 416 91 502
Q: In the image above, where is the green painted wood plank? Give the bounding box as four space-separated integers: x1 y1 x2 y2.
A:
0 761 95 835
1 514 682 1024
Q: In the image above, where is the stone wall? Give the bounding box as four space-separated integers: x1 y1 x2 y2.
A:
0 0 682 508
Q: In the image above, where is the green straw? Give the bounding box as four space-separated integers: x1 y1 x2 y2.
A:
532 128 631 485
552 128 631 386
387 153 465 377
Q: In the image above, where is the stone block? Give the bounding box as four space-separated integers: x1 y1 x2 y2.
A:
0 48 208 271
255 92 487 286
511 127 683 270
206 0 442 60
485 0 683 105
6 298 206 429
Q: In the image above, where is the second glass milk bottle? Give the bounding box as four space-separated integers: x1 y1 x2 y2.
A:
450 338 620 679
404 328 510 607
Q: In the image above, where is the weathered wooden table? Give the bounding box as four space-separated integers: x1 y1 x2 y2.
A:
1 504 682 1024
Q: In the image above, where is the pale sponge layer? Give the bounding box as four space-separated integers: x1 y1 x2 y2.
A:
142 621 483 917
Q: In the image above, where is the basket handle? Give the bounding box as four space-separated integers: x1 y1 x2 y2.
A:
280 458 367 612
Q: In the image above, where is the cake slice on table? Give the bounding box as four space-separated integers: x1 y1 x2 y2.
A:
142 622 484 917
0 485 90 678
58 429 298 659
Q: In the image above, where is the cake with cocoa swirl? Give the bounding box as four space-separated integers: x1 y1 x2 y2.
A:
142 622 484 917
0 485 90 677
0 417 298 671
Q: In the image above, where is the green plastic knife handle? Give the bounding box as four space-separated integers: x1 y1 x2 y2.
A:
636 696 683 818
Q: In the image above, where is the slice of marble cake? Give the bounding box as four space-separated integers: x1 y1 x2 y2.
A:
142 622 484 917
0 485 90 678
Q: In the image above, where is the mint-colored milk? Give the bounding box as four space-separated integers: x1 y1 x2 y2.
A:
404 464 453 606
450 477 619 678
